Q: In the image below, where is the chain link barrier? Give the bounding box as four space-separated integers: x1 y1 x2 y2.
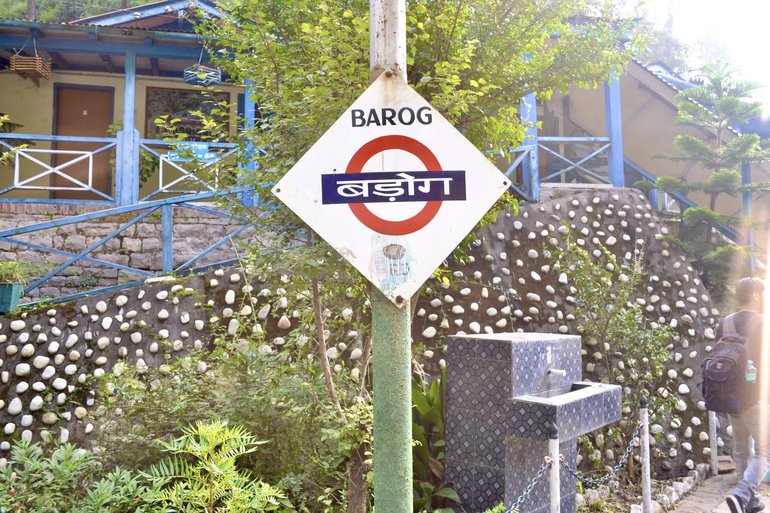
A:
492 423 644 512
562 424 642 487
505 460 551 513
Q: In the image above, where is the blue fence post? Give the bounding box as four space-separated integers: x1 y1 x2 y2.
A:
116 49 140 206
161 204 173 273
241 79 259 207
742 161 755 272
604 75 625 188
520 91 540 202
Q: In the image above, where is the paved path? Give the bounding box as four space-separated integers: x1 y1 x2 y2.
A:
672 473 770 513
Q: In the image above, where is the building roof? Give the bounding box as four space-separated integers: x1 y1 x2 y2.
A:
70 0 222 32
0 18 215 77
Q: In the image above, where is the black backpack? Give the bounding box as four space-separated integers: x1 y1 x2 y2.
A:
701 315 752 413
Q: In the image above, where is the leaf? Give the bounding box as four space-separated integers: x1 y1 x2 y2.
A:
427 456 444 480
435 487 462 503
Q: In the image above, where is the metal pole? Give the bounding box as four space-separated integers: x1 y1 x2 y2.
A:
741 161 755 273
370 0 407 81
640 397 652 513
709 411 719 476
372 289 413 513
549 424 560 513
370 3 412 512
604 75 625 187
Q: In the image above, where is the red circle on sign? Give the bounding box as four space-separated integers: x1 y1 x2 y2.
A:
346 135 442 235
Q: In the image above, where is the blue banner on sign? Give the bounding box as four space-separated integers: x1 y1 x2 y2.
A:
321 170 466 205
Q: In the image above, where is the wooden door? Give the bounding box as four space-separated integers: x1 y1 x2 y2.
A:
53 86 113 200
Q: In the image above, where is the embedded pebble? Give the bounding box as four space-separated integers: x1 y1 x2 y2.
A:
32 356 49 369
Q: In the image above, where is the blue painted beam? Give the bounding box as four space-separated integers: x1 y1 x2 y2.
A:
24 207 159 293
539 136 610 143
6 237 154 277
117 49 140 206
242 79 259 207
0 133 116 143
625 158 738 241
0 35 202 60
520 92 540 201
21 279 148 308
181 203 250 224
604 76 625 187
742 161 755 272
176 224 252 272
0 198 114 206
161 204 174 273
139 138 236 149
0 188 246 238
1 19 204 42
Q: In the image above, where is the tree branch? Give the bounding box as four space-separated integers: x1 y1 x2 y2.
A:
311 277 344 417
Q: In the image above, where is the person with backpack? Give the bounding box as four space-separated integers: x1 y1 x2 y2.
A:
711 277 768 513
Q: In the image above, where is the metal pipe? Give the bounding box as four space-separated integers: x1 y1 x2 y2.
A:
549 424 561 513
709 411 719 476
640 397 652 513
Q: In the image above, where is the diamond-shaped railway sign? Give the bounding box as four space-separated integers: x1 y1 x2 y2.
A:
272 74 511 306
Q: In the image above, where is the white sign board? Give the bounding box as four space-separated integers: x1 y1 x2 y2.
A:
273 74 511 306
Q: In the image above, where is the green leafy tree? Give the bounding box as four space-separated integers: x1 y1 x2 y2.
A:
654 63 770 289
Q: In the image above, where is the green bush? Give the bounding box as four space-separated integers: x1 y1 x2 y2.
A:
92 347 359 512
0 441 150 513
0 421 291 513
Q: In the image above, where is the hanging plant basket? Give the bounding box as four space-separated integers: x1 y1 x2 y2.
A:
183 64 221 86
10 55 51 80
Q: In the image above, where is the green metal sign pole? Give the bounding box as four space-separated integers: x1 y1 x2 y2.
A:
372 289 412 512
369 1 412 512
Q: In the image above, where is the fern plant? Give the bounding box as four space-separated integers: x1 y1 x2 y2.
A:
141 420 292 513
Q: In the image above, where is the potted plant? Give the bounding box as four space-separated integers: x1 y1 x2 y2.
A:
0 261 32 314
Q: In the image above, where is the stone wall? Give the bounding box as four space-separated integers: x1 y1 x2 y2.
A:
0 203 254 299
0 188 729 480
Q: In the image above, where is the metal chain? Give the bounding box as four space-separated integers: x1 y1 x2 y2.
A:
505 461 551 513
563 424 642 487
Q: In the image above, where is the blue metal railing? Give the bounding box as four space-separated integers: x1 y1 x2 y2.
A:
138 138 238 201
0 133 118 204
624 159 738 242
502 136 614 202
0 187 253 305
539 136 611 184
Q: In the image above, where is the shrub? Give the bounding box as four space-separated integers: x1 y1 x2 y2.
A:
141 420 291 513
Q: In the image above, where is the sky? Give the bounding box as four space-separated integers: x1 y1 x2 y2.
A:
646 0 770 111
